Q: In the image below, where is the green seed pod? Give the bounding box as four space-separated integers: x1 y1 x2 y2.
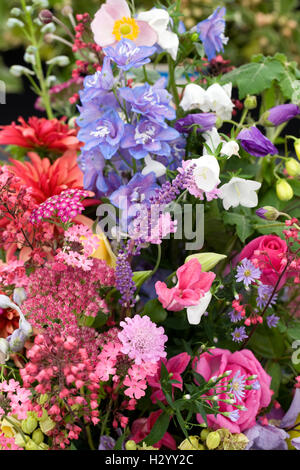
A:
21 416 38 435
125 440 137 450
206 431 221 450
32 429 44 445
285 158 300 177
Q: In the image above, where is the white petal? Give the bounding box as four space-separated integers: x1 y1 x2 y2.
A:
157 29 179 60
221 141 239 157
203 127 222 152
137 8 170 31
186 291 212 325
142 155 166 178
180 83 207 112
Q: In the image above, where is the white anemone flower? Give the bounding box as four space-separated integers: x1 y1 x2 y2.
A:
219 177 261 210
186 291 212 325
137 9 179 60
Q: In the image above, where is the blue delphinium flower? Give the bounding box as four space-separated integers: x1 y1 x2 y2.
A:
79 57 116 106
119 79 176 127
103 39 157 71
231 326 248 343
236 259 261 287
256 284 278 309
196 7 228 61
110 172 158 227
78 108 124 159
266 314 280 328
229 370 246 402
121 119 179 159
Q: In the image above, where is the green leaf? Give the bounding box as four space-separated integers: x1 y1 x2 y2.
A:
287 323 300 340
195 402 207 426
143 412 171 446
221 57 285 99
223 212 254 242
266 361 281 396
132 270 152 288
143 299 167 323
114 431 129 450
248 323 285 359
91 311 109 329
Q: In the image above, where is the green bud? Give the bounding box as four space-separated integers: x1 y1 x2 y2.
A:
276 179 294 201
244 95 257 110
185 252 227 272
285 158 300 177
132 270 152 289
125 440 137 450
11 8 22 16
21 417 38 435
206 431 221 450
32 429 44 445
294 139 300 160
46 56 70 67
215 117 223 129
190 32 199 42
10 65 34 77
200 429 210 441
7 18 24 28
256 205 280 221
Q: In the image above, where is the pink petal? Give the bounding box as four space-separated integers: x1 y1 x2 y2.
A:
135 21 158 46
167 352 190 374
91 9 116 47
105 0 130 20
176 258 202 290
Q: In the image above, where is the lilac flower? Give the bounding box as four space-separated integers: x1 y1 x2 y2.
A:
266 314 280 328
174 113 216 134
236 259 261 287
196 7 228 61
237 126 278 157
256 284 277 310
118 79 176 126
264 104 300 127
231 326 248 343
229 370 246 402
103 39 156 71
245 423 289 450
121 119 179 160
118 314 167 365
78 108 124 159
110 172 158 226
228 309 243 323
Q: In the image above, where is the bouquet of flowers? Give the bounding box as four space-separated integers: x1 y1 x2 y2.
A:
0 0 299 452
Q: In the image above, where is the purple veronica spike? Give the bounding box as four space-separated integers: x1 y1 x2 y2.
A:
103 38 156 71
237 126 278 157
196 7 228 61
265 104 300 126
175 113 216 134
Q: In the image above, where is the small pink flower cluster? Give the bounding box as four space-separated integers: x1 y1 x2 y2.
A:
55 224 100 271
0 259 27 287
20 325 101 449
0 379 32 421
0 434 23 451
22 259 115 328
30 189 91 225
130 211 177 245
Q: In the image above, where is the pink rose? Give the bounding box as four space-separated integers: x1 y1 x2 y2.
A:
193 348 272 433
239 235 288 288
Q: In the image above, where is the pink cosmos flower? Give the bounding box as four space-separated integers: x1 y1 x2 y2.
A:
155 258 215 311
193 348 273 433
91 0 157 47
147 352 191 403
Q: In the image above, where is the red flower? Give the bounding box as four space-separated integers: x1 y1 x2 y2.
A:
0 117 82 154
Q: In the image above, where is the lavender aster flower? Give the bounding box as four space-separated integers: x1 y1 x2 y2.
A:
118 314 167 365
237 126 278 157
230 370 246 402
228 409 240 422
256 284 277 310
266 314 280 328
236 259 261 287
121 119 179 160
175 113 216 134
231 326 248 343
228 309 243 323
263 104 300 127
103 39 156 71
196 7 228 61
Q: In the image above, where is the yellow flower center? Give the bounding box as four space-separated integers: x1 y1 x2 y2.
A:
112 17 139 41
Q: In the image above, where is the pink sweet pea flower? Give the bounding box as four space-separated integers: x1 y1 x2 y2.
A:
155 258 215 311
147 352 191 403
91 0 158 47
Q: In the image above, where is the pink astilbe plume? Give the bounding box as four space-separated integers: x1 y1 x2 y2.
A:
20 324 101 449
22 259 115 328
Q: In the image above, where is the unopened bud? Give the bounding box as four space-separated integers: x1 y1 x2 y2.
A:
244 95 257 110
200 429 210 441
39 9 53 24
294 139 300 160
276 179 294 201
256 206 280 221
61 6 73 16
190 32 199 42
285 158 300 177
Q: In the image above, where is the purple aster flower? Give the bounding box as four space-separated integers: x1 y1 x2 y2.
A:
78 108 124 159
245 423 289 450
228 409 240 422
263 104 300 127
228 309 243 323
266 314 280 328
256 284 278 310
103 39 156 71
237 126 278 157
196 7 228 61
118 79 176 127
118 314 167 365
231 326 248 343
236 258 261 287
251 380 261 390
175 113 216 134
121 119 179 160
229 370 246 402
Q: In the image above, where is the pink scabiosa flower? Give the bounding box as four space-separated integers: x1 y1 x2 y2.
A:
30 189 92 225
91 0 157 48
118 315 167 365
